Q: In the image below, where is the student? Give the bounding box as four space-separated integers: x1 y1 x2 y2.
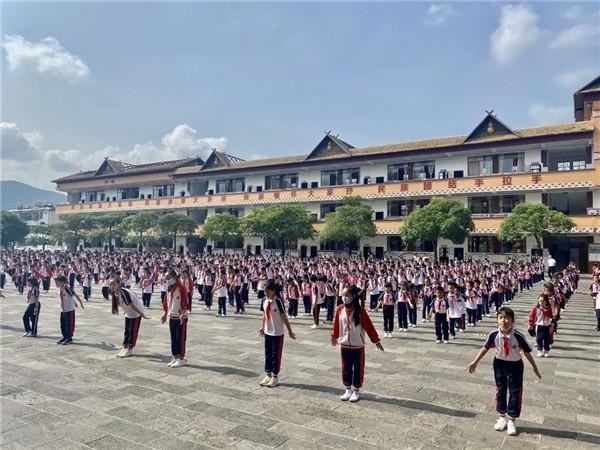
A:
590 274 600 331
213 268 228 317
110 278 150 358
466 306 541 437
202 268 214 310
376 282 395 338
140 269 154 308
160 268 189 367
331 285 383 402
528 294 553 357
55 275 84 345
258 281 296 388
420 278 433 323
430 286 449 343
285 276 300 319
396 281 410 331
23 278 41 337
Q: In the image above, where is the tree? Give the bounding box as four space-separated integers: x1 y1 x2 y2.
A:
59 214 98 250
200 213 241 249
498 202 575 250
319 196 376 253
241 204 315 255
94 212 129 251
400 197 474 261
158 213 197 251
26 224 55 250
0 211 29 249
123 212 159 251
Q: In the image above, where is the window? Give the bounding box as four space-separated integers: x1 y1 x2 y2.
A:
117 187 140 200
557 161 571 171
320 203 340 219
265 173 299 190
572 160 586 170
498 153 525 173
388 236 403 251
469 236 525 253
321 168 360 186
85 191 105 202
388 199 429 217
151 184 174 198
265 238 298 251
214 207 244 217
388 161 434 181
215 178 245 193
469 197 489 214
468 155 493 176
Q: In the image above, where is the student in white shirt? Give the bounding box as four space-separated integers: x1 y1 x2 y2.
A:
258 281 295 388
110 278 150 358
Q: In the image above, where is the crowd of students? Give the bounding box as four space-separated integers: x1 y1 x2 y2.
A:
0 248 592 437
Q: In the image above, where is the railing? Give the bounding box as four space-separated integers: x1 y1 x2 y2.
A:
56 168 599 215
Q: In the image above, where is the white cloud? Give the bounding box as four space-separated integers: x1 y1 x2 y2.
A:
549 23 599 49
490 4 542 65
424 4 453 26
554 68 598 89
161 124 227 159
0 123 229 189
528 103 572 125
0 122 42 160
563 6 583 21
2 35 90 81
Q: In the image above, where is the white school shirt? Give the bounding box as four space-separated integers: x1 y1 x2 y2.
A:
263 298 285 336
59 286 77 313
118 288 144 319
484 328 532 362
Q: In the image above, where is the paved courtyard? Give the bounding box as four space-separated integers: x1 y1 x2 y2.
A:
1 279 599 450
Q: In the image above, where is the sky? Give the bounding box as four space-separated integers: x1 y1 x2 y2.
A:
1 1 599 190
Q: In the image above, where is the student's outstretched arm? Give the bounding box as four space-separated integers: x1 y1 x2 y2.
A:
523 351 542 379
466 347 489 373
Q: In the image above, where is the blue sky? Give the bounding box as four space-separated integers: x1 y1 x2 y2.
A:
2 1 599 189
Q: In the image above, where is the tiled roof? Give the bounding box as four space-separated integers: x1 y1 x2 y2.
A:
53 157 202 183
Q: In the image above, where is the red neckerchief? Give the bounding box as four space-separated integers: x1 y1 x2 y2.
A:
500 328 512 358
265 299 272 322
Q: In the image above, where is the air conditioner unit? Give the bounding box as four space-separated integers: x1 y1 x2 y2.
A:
403 174 409 180
256 186 263 192
290 183 297 188
351 178 358 184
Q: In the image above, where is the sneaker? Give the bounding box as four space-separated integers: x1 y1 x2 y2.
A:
349 391 360 402
383 333 388 339
543 351 550 358
167 357 177 367
388 332 393 338
436 339 442 344
506 420 517 436
116 348 127 357
61 338 73 345
494 416 508 431
310 324 319 329
451 335 456 340
56 338 66 344
170 358 186 368
443 340 449 344
260 375 272 386
421 319 427 323
340 389 352 401
537 350 543 357
121 348 133 358
23 332 31 337
266 376 279 387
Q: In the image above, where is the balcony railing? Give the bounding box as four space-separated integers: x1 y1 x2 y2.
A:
56 168 599 215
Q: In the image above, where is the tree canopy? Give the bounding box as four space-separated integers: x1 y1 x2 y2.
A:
123 212 159 250
400 197 474 260
158 213 197 251
0 211 29 249
200 213 241 246
241 204 315 255
498 202 575 249
319 196 376 251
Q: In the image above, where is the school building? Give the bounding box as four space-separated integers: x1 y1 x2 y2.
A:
53 76 600 271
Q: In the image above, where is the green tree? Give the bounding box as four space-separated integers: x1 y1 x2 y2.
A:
123 212 159 251
498 202 575 250
26 224 55 250
94 212 129 250
400 197 474 261
319 196 376 253
241 204 315 255
158 213 197 251
200 213 241 249
0 211 29 249
59 214 98 250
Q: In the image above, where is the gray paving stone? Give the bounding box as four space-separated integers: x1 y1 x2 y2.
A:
0 282 598 449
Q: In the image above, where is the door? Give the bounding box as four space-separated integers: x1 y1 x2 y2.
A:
310 246 318 258
454 247 464 261
255 245 261 256
375 246 384 258
300 245 307 259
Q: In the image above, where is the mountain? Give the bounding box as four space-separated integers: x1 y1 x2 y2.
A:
1 180 66 210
